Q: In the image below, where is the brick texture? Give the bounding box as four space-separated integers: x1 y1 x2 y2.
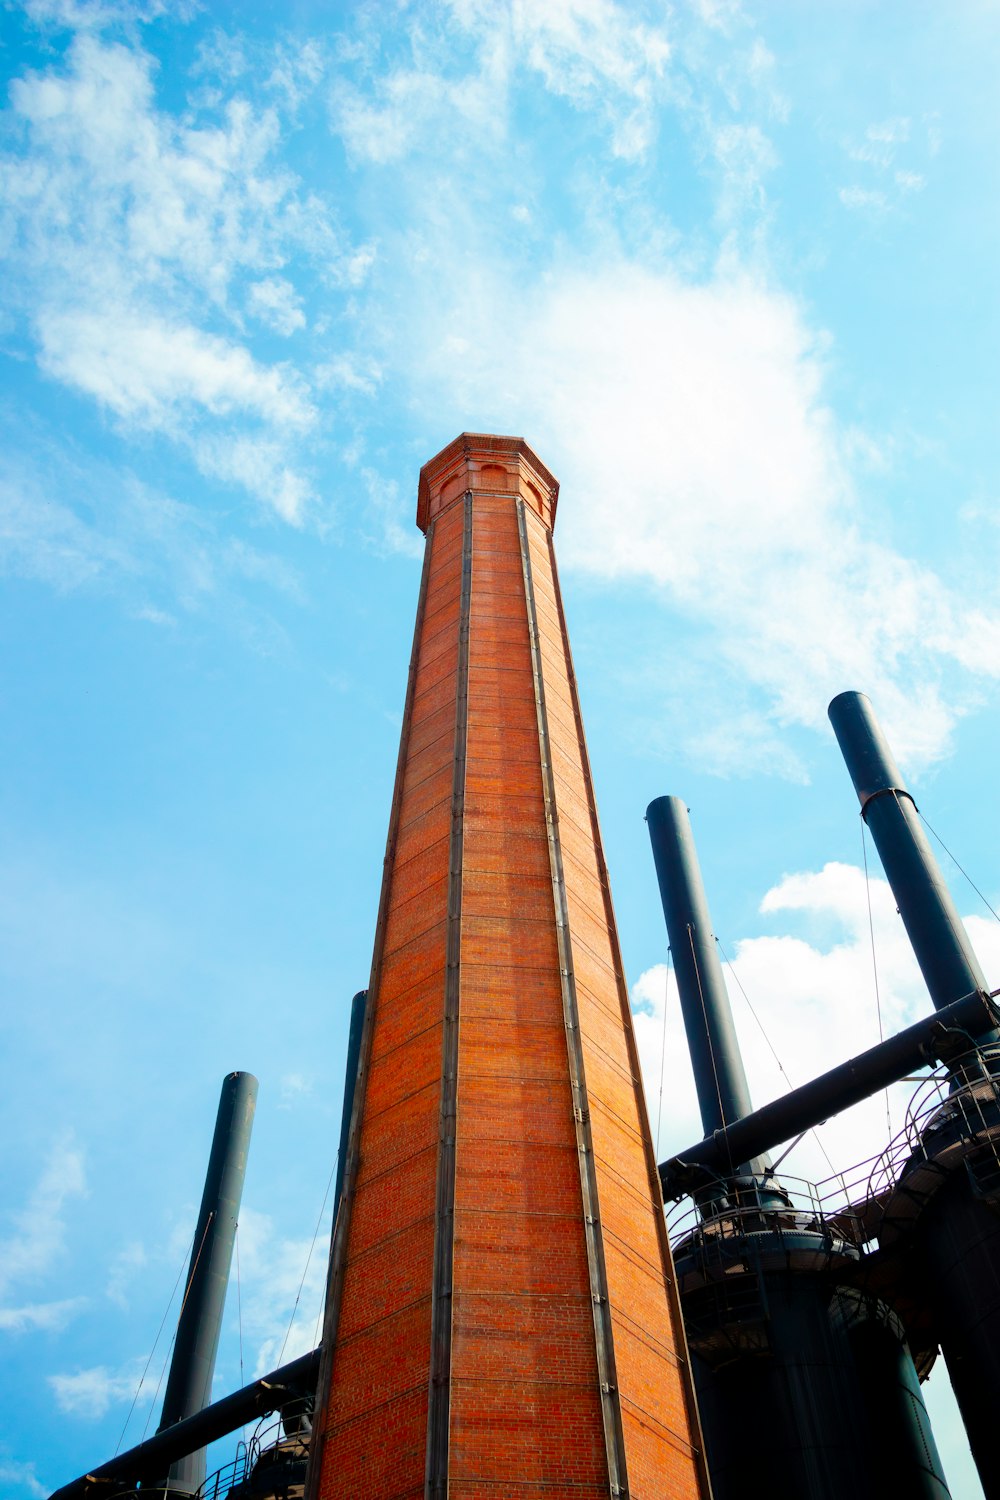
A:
313 436 707 1500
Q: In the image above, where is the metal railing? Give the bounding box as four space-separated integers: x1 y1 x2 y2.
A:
667 1168 873 1249
198 1395 312 1500
667 1044 1000 1259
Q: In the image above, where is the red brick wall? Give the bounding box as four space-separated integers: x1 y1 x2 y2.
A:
450 490 608 1498
316 497 465 1498
523 508 704 1498
314 436 707 1500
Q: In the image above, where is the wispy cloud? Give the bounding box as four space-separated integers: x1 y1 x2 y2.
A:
231 1206 329 1374
839 185 888 213
106 1241 148 1311
279 1073 314 1109
849 115 910 169
0 429 306 636
49 1358 154 1419
21 0 174 28
0 32 366 524
358 468 423 559
840 115 932 216
0 1297 87 1333
247 276 306 336
392 252 999 772
0 1135 87 1335
0 1456 46 1500
710 120 777 226
503 0 672 160
37 309 313 433
334 0 674 166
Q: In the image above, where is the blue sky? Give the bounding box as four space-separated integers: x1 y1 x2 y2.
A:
1 1 999 1493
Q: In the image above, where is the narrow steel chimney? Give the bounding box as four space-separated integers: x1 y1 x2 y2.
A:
828 690 989 1014
157 1070 257 1494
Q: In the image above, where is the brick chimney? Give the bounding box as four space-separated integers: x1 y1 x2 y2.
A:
309 435 708 1499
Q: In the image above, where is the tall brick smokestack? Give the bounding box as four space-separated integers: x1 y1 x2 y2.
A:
308 435 709 1499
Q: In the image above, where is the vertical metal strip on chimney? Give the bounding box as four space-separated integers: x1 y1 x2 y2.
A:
546 531 712 1500
426 490 473 1498
517 499 629 1500
306 518 436 1500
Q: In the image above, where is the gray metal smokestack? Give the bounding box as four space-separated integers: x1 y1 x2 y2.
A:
646 795 767 1174
157 1070 258 1494
828 691 989 1013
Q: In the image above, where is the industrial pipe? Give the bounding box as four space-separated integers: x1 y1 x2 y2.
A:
333 991 366 1211
659 987 998 1197
646 797 756 1134
828 691 990 1013
157 1070 258 1493
646 796 770 1180
47 1347 320 1500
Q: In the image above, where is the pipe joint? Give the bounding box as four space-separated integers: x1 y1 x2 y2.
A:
859 784 917 820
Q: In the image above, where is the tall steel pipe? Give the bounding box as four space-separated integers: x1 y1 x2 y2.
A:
157 1070 258 1494
646 796 760 1148
828 691 989 1013
831 692 1000 1494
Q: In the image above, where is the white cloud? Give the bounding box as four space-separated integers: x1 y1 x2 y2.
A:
634 861 1000 1193
895 169 926 193
0 33 359 523
49 1359 154 1419
711 120 777 222
849 116 910 168
37 308 314 431
359 468 424 559
335 39 507 167
690 0 746 32
194 434 314 525
840 185 887 212
106 1241 148 1310
0 1458 46 1500
266 39 327 114
279 1073 314 1108
506 0 671 159
315 354 382 396
334 0 673 166
399 255 1000 772
21 0 172 28
0 1297 87 1332
0 1136 87 1333
233 1207 329 1374
841 116 929 216
248 276 306 335
747 36 777 91
0 439 307 626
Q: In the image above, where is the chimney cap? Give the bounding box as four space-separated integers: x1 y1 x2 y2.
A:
417 433 560 534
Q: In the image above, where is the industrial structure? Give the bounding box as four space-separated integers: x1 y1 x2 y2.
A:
647 797 948 1499
48 438 1000 1500
308 434 708 1499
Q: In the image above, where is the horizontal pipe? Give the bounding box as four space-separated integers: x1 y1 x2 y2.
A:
659 989 998 1198
47 1347 320 1500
